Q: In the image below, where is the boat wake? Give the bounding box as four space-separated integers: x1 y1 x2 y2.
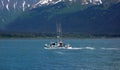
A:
45 47 120 51
67 47 95 50
68 47 120 50
67 47 83 50
101 48 120 50
45 47 95 50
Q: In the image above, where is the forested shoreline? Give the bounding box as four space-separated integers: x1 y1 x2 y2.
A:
0 33 120 39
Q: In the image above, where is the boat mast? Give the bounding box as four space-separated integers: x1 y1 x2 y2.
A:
56 23 62 42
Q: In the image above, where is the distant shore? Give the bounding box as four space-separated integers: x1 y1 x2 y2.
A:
0 33 120 39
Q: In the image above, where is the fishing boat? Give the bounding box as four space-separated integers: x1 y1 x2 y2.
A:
44 24 72 49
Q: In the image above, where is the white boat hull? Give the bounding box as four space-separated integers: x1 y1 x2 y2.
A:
44 43 72 49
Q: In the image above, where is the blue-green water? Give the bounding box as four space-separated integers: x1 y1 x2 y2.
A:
0 38 120 70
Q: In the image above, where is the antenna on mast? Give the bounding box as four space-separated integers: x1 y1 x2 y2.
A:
56 23 62 42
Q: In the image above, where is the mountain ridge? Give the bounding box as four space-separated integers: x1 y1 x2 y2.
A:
3 2 120 35
0 0 120 35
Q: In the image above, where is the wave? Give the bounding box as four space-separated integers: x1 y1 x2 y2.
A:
101 48 120 50
84 47 95 50
55 51 64 54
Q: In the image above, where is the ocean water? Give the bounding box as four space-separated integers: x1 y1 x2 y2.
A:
0 38 120 70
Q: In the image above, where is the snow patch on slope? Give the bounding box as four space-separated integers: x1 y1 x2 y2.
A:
82 0 103 5
8 0 10 2
13 2 17 10
1 0 4 7
22 1 26 11
33 0 63 8
6 4 9 11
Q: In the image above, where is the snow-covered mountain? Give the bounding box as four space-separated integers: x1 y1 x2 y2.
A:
0 0 104 27
0 0 104 12
0 0 120 30
5 2 120 34
1 0 120 12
